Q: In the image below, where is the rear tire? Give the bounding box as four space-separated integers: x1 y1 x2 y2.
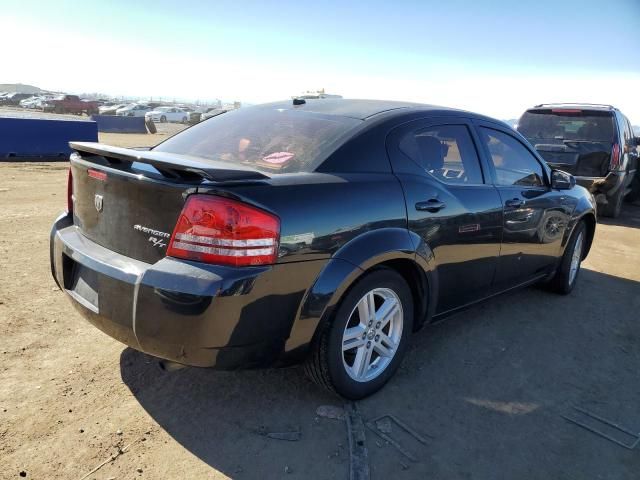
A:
600 186 624 218
305 269 413 399
546 221 586 295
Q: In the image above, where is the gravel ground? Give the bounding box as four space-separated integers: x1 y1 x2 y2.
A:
0 131 639 479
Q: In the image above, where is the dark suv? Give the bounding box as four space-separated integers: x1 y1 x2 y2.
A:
517 103 639 217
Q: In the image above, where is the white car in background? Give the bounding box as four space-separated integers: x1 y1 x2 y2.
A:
19 95 55 109
99 103 128 115
116 104 152 117
19 96 41 108
145 106 189 123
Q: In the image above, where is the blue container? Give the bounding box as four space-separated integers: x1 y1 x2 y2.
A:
0 117 98 159
90 115 147 134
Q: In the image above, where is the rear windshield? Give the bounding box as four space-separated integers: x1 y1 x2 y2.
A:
154 106 362 173
518 109 615 142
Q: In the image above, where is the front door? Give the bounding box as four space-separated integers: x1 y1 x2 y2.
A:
387 119 503 313
474 122 571 289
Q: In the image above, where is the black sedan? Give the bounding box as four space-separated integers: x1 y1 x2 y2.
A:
50 99 597 399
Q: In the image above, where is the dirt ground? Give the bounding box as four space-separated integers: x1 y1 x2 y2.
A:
1 130 639 479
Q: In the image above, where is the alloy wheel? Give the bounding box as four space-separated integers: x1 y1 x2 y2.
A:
569 231 584 285
341 287 403 382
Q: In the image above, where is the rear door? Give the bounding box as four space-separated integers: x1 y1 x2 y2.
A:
387 117 503 313
517 108 616 177
474 121 572 289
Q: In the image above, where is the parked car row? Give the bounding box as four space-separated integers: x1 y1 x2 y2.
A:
1 92 224 124
0 92 33 105
19 94 57 109
111 102 225 124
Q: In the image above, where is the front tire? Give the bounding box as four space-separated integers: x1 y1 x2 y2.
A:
305 269 413 399
160 115 167 123
546 221 586 294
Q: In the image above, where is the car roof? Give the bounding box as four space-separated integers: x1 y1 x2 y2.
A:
256 98 490 121
528 103 618 112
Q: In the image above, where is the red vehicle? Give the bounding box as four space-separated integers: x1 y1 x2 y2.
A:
43 95 99 115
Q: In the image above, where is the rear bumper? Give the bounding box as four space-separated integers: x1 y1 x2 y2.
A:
575 171 625 200
50 213 323 368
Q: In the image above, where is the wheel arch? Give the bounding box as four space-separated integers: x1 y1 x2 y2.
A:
283 228 436 360
580 212 596 260
560 189 597 258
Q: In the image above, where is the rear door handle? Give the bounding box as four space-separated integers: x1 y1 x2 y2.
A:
415 199 446 212
505 198 524 208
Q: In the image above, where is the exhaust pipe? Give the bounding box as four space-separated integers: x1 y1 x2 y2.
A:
158 360 188 372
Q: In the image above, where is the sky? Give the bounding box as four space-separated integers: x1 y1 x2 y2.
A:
3 0 640 122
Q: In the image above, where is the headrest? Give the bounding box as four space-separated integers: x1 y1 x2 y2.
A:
416 135 445 171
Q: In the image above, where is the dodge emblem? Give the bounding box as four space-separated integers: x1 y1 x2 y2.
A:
94 194 103 212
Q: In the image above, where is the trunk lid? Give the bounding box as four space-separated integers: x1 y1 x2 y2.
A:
69 142 268 264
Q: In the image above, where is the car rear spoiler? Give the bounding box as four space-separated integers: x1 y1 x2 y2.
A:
69 142 270 182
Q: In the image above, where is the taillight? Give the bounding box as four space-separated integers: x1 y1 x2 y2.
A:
67 168 73 214
167 195 280 267
610 143 621 170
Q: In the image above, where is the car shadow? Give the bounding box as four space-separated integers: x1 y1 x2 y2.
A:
121 268 640 479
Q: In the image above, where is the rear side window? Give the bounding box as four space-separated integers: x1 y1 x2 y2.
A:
518 109 615 143
399 125 484 184
480 128 545 187
154 107 362 174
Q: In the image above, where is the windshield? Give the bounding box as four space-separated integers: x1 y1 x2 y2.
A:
518 109 615 142
154 106 362 174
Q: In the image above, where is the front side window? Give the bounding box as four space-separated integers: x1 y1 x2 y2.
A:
399 125 484 184
480 128 545 187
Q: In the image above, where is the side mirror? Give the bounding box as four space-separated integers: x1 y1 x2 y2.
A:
551 169 576 190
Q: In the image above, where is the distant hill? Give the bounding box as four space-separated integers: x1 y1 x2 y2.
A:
502 118 518 128
0 83 42 94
